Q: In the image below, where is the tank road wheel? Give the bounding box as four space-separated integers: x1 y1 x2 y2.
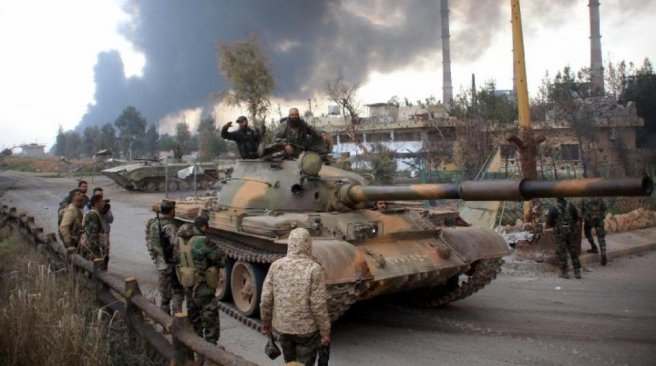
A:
167 180 179 191
144 181 158 193
231 261 264 317
216 258 234 301
157 181 166 192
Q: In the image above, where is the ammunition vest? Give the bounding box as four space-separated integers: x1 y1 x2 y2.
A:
556 202 575 236
586 199 605 220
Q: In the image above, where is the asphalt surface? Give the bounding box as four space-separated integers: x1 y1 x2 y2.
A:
1 171 655 366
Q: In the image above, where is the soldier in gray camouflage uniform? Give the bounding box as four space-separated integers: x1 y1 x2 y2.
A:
148 200 183 315
260 228 331 366
547 198 582 279
582 197 608 265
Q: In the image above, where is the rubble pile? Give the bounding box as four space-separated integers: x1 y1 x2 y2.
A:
604 208 656 233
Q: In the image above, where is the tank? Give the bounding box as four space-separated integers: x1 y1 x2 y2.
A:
102 158 234 192
174 152 653 321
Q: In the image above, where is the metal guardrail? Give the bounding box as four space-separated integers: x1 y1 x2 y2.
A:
0 203 258 366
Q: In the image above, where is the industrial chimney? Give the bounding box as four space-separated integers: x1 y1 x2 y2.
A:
441 0 453 106
589 0 604 94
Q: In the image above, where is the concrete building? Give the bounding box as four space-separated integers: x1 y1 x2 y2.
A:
19 143 46 157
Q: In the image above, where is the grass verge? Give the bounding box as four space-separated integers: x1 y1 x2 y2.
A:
0 227 163 365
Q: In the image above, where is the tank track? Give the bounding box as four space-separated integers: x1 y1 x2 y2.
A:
412 257 504 307
209 235 363 328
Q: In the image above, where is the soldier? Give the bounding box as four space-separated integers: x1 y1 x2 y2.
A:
80 195 109 263
85 187 114 233
78 180 90 207
275 108 331 158
260 228 331 365
547 198 582 279
148 200 184 315
59 188 84 248
582 197 608 265
220 115 261 159
176 216 225 345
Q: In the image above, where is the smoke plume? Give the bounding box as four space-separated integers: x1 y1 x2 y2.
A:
78 0 589 129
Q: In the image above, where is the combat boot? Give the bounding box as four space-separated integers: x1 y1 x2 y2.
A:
574 268 581 279
559 270 570 279
587 242 599 254
601 251 607 266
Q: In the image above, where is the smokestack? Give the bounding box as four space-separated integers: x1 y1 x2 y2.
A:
589 0 604 94
471 73 477 107
441 0 453 106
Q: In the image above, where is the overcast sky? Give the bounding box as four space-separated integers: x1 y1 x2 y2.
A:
1 0 654 151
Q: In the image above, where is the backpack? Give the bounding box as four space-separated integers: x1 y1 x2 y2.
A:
176 235 196 288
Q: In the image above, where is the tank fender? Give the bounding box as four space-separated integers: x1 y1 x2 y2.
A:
440 227 511 262
311 239 371 285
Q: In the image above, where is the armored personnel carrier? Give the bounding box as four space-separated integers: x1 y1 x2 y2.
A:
172 151 653 322
102 158 233 192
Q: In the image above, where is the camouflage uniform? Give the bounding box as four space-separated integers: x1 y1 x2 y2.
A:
582 197 608 265
181 233 226 344
81 209 109 261
274 118 326 155
260 228 330 366
148 214 184 315
59 203 83 248
548 199 582 279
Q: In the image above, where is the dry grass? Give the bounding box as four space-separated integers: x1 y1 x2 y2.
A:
0 231 113 366
0 226 166 366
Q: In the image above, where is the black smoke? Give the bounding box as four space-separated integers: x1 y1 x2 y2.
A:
78 0 584 129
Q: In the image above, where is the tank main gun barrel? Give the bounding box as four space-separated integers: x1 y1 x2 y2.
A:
339 177 653 206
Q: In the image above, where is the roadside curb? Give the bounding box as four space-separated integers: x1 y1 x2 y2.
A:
502 227 656 272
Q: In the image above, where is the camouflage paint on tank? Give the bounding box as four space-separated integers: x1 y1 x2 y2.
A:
173 151 653 320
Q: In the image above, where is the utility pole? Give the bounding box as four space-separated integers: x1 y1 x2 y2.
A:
506 0 545 234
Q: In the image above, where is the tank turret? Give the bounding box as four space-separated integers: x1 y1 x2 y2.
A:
175 152 653 322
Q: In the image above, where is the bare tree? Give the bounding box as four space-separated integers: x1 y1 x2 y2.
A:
326 75 360 124
325 75 370 157
218 35 275 126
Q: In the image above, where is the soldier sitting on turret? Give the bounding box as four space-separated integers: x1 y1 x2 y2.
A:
275 107 332 158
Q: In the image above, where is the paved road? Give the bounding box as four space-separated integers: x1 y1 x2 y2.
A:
1 171 655 366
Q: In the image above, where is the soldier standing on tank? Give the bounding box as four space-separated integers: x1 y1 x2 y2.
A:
582 197 608 265
547 198 582 279
59 188 84 249
177 217 226 345
149 200 184 315
260 227 331 365
220 116 261 159
275 108 331 157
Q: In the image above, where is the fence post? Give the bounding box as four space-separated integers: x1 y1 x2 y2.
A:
124 277 142 343
93 258 109 304
171 313 195 365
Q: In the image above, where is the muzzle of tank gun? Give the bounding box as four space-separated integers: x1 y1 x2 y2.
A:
338 176 653 206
